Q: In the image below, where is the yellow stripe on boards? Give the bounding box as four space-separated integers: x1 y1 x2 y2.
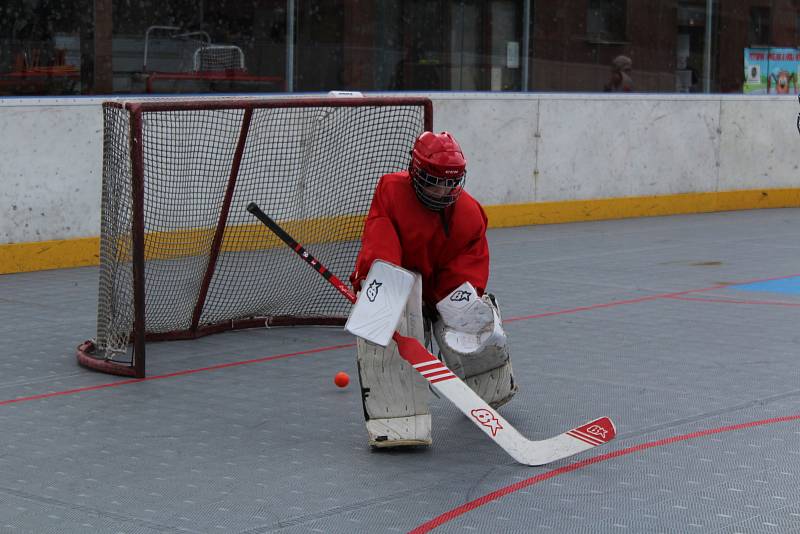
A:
135 215 365 261
483 189 800 228
2 189 800 275
0 214 367 274
0 237 100 275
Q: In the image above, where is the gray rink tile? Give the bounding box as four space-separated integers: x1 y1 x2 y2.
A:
1 208 800 532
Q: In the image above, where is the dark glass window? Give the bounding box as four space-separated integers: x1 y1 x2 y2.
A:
587 0 628 42
3 1 800 96
749 6 771 45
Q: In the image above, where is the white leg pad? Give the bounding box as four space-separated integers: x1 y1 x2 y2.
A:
366 414 433 448
357 274 431 447
464 359 518 409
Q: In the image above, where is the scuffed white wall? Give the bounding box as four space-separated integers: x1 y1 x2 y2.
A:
1 93 798 245
718 98 799 191
434 93 799 205
0 98 103 243
535 97 720 200
433 95 540 205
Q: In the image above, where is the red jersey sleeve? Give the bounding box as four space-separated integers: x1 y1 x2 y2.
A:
349 177 403 291
432 202 490 302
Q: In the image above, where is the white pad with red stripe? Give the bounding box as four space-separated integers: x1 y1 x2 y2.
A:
345 260 416 347
357 272 431 446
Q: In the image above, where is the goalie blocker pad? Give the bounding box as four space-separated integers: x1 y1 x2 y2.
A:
345 260 416 347
433 282 517 408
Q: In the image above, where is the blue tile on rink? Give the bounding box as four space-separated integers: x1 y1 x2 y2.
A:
732 276 800 295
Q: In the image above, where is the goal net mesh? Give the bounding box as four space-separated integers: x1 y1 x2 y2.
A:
95 98 429 362
193 45 246 71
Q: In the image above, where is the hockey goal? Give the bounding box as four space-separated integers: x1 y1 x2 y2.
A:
77 96 433 377
193 45 246 71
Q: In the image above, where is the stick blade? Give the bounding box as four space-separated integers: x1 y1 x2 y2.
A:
392 331 618 467
566 416 616 447
518 416 617 466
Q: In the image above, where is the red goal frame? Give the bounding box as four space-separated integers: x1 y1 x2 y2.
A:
77 96 433 378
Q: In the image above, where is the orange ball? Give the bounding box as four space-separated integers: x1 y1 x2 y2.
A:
334 371 350 388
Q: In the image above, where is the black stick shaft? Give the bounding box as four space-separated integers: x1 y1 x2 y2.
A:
246 202 357 303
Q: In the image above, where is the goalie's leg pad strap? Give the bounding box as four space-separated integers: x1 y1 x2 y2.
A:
357 274 431 445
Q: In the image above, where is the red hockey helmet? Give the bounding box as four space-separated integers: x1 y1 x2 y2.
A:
409 131 467 210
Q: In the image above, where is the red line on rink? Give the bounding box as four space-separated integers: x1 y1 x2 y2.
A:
504 285 721 322
408 414 800 533
2 273 798 407
0 343 355 406
505 272 800 323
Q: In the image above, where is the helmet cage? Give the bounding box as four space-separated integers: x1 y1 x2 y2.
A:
410 164 467 210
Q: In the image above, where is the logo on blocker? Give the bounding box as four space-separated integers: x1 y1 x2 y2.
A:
366 280 382 302
449 290 472 302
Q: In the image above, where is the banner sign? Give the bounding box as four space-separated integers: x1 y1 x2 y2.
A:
744 48 798 94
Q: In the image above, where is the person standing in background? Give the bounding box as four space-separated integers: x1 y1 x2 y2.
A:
604 55 634 92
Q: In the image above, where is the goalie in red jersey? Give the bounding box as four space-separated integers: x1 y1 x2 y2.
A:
350 131 517 448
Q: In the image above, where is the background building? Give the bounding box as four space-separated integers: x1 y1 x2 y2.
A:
1 0 799 95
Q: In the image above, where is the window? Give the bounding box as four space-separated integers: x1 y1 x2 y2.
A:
749 7 771 46
587 0 627 42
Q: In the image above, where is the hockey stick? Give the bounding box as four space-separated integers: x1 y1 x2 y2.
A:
246 202 616 466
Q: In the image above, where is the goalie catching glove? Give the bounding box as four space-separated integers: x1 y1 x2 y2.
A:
433 282 517 408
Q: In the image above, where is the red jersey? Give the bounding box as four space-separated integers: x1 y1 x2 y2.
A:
350 171 490 305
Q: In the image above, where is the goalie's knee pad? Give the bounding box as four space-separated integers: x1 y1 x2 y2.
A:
357 273 431 447
433 285 518 408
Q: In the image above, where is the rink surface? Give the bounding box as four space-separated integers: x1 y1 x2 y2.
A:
2 208 800 533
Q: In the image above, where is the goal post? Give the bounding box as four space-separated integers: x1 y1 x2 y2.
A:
77 96 433 378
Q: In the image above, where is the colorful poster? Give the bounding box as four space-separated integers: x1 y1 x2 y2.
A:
743 47 799 94
743 48 769 94
766 48 798 94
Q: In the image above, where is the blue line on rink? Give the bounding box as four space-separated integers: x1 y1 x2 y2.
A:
733 275 800 295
